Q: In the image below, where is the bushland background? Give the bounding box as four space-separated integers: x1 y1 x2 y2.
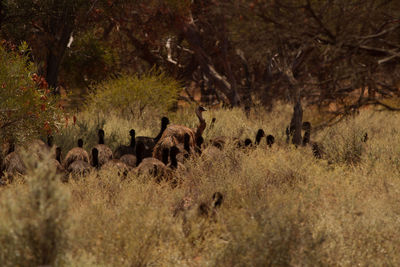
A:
0 1 400 266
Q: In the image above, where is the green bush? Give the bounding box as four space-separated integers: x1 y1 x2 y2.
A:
62 31 119 88
86 70 181 119
0 42 63 144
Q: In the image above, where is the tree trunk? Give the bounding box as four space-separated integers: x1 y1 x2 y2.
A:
285 68 303 146
0 1 3 28
179 22 240 107
237 49 252 115
45 22 74 92
219 17 240 106
46 49 62 90
291 100 303 146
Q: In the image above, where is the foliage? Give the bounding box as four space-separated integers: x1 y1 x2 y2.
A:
320 122 368 165
0 150 70 266
62 30 119 89
225 0 400 112
1 0 103 88
0 42 63 144
86 70 181 118
2 0 400 116
1 105 400 265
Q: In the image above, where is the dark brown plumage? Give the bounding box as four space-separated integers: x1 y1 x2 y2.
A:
91 147 100 169
114 129 136 159
135 157 170 178
135 142 170 179
174 192 224 220
119 154 137 168
266 135 275 148
136 116 170 158
174 191 224 219
209 117 216 130
286 125 294 144
212 129 265 149
201 145 222 161
197 192 224 219
244 138 253 147
302 122 323 159
153 106 207 160
101 159 132 177
209 136 229 149
67 160 92 177
168 146 186 171
212 192 224 208
2 141 23 174
176 133 194 162
243 129 266 148
2 150 26 177
63 139 90 169
362 132 368 143
27 135 55 159
94 129 113 167
254 129 266 146
51 147 65 175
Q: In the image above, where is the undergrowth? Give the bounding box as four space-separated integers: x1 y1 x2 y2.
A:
1 104 400 266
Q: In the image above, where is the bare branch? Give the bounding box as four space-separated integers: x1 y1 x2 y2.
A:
305 0 336 41
358 24 400 40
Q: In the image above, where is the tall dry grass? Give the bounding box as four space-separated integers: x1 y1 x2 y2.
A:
1 104 400 266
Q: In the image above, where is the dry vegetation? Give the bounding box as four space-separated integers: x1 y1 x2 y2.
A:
1 104 400 266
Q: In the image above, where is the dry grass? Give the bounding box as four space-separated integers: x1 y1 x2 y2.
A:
1 103 400 266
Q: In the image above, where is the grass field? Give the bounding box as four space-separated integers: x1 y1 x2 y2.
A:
1 104 400 266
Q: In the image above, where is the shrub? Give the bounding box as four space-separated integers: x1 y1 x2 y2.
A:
62 31 119 88
319 121 368 165
86 70 181 119
0 150 70 266
0 41 63 144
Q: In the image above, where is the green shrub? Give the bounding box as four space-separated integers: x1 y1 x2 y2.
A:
62 31 119 88
0 42 63 144
85 70 181 119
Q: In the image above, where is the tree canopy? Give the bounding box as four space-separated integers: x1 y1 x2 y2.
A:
1 0 399 121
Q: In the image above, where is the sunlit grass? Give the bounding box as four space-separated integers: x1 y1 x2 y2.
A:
1 104 400 266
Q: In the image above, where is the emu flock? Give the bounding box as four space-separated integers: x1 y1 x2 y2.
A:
1 106 328 184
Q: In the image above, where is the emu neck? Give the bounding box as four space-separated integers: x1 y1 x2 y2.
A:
56 150 62 163
302 129 311 146
130 135 136 147
47 136 53 147
136 148 143 167
195 111 206 139
255 133 263 145
170 153 178 169
154 124 168 143
92 154 99 169
8 143 15 154
184 140 190 153
196 109 205 123
162 149 169 165
285 127 290 144
99 136 105 145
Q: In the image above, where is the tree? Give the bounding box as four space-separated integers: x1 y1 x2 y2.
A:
225 0 400 122
1 0 104 91
90 0 243 106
